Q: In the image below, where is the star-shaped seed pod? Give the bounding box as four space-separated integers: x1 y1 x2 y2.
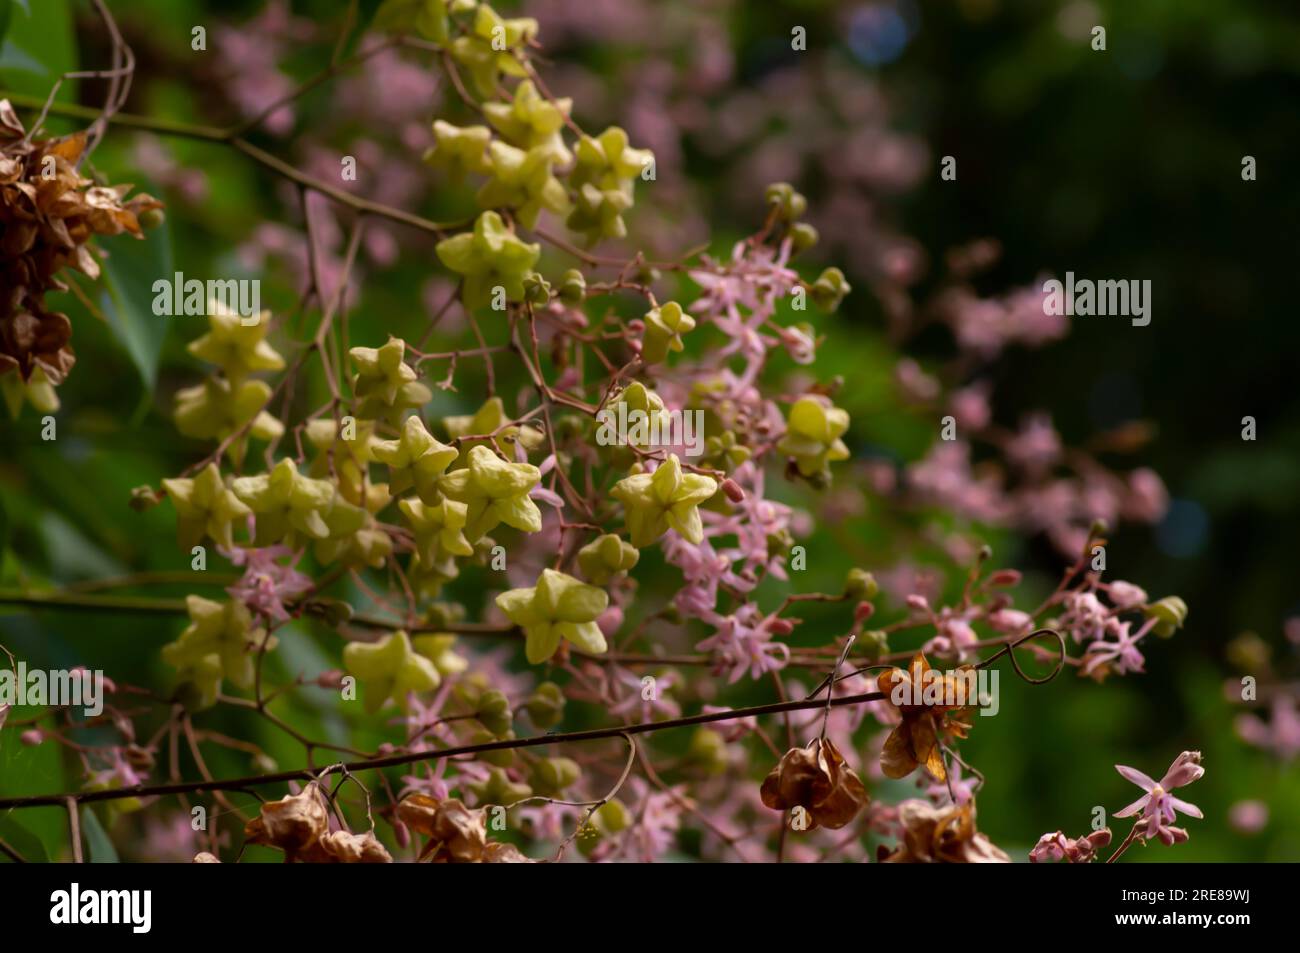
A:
408 549 461 599
438 444 542 541
577 533 639 586
639 301 696 365
448 6 538 98
372 0 451 44
530 757 581 797
759 736 869 831
412 633 469 678
566 182 633 245
442 395 544 459
424 120 492 181
161 462 252 550
810 266 851 311
186 306 284 385
349 336 432 425
435 210 541 310
372 415 458 503
399 496 474 570
876 652 975 782
610 453 718 547
0 310 76 416
1 365 58 416
161 595 277 710
601 381 672 453
173 376 284 465
304 417 381 507
482 79 573 164
311 496 383 570
495 567 609 664
777 395 851 478
476 141 568 231
231 457 339 547
342 629 440 712
571 126 653 196
881 800 1010 864
467 766 532 807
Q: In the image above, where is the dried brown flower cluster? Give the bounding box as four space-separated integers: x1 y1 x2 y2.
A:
0 99 162 414
242 783 393 863
760 737 869 830
396 793 535 862
877 653 975 782
880 800 1010 863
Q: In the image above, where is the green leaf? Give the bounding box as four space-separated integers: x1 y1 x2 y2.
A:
98 202 174 395
79 807 119 863
0 0 73 99
0 814 48 863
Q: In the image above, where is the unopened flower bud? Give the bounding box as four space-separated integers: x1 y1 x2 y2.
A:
720 477 745 503
844 568 878 600
524 681 565 729
987 569 1021 587
764 181 807 221
476 689 513 737
789 222 819 254
558 268 587 305
860 629 889 661
768 617 795 637
1145 596 1188 638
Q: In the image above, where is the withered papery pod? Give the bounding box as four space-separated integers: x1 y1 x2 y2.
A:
759 737 869 830
244 782 393 863
0 99 163 414
881 799 1010 863
396 793 536 863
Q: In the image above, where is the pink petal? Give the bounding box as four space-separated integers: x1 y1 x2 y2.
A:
1113 794 1150 819
1114 764 1157 791
1168 796 1202 819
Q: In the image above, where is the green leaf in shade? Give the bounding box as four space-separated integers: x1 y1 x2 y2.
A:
98 204 174 395
0 0 73 97
0 814 48 863
79 807 119 863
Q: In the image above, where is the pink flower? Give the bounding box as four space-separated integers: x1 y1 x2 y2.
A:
225 546 313 623
608 667 681 721
1228 800 1269 835
1029 828 1112 863
1005 413 1062 474
987 607 1032 635
1123 468 1169 523
1113 751 1204 845
1235 696 1300 761
695 606 790 683
925 761 975 807
1059 591 1109 643
1107 580 1148 610
1081 618 1149 678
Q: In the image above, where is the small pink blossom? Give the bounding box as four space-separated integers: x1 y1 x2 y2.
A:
1113 750 1204 845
